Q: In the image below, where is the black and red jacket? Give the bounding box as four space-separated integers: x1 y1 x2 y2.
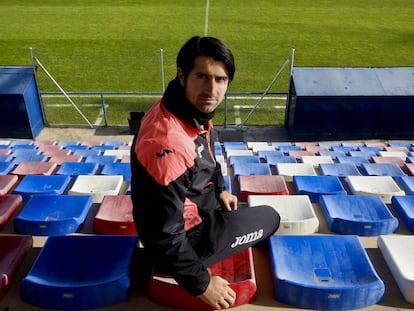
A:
131 78 226 296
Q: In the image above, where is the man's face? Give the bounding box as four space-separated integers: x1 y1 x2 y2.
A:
179 55 229 114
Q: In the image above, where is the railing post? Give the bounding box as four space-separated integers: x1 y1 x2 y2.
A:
100 93 108 126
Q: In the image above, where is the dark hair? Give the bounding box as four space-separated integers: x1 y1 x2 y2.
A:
176 36 235 82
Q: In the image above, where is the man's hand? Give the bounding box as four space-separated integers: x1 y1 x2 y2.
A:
218 191 238 211
198 275 236 309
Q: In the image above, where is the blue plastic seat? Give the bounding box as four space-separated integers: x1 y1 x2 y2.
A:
12 175 71 202
12 154 47 165
318 163 361 179
391 195 414 232
398 176 414 195
257 150 284 160
223 141 247 152
85 155 117 167
336 155 370 168
269 235 385 310
265 155 297 166
73 149 102 157
56 162 99 177
20 235 138 310
360 163 406 177
232 163 271 180
0 161 15 175
228 155 260 167
57 140 79 148
101 162 131 181
320 195 398 235
293 175 347 203
223 175 232 194
14 195 93 235
348 151 377 160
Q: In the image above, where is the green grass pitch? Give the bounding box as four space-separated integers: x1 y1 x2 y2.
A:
0 0 413 126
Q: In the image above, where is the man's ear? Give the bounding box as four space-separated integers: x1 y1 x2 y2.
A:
177 68 185 87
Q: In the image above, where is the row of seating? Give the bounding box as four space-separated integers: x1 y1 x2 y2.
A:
1 139 414 310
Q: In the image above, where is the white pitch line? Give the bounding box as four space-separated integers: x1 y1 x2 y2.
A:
204 0 210 36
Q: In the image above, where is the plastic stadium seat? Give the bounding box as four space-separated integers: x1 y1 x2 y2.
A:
93 195 137 235
361 163 406 177
69 175 124 203
85 155 118 167
348 151 377 160
228 155 260 167
57 140 79 148
225 149 253 158
238 175 288 202
371 156 406 169
305 145 330 153
320 195 398 236
391 196 414 232
91 145 115 153
248 195 319 235
11 148 41 156
223 141 247 151
0 154 13 162
0 235 33 301
293 175 347 203
104 140 126 148
10 161 57 179
149 248 256 311
278 145 301 154
101 162 132 181
0 194 22 230
48 154 83 165
379 150 408 159
300 155 334 167
12 154 48 165
403 163 414 176
331 145 357 153
0 175 19 195
14 195 93 236
73 149 102 157
0 162 15 176
232 163 271 180
103 149 130 160
378 235 414 304
223 175 232 194
288 150 314 160
269 235 385 310
336 156 370 168
318 163 361 179
55 162 99 177
265 155 297 166
12 175 71 202
20 235 138 310
397 176 414 195
318 150 346 158
257 150 284 160
357 146 383 153
345 176 404 204
275 163 317 182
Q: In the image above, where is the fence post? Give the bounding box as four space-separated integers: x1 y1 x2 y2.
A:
100 93 108 126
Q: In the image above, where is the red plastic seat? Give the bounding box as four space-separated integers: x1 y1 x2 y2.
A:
239 175 289 202
93 195 137 235
10 161 57 180
0 175 19 195
0 234 33 300
149 248 256 310
0 194 22 230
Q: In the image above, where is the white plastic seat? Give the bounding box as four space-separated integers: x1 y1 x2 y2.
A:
378 235 414 304
248 195 319 235
69 175 124 203
345 176 404 204
275 163 317 182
